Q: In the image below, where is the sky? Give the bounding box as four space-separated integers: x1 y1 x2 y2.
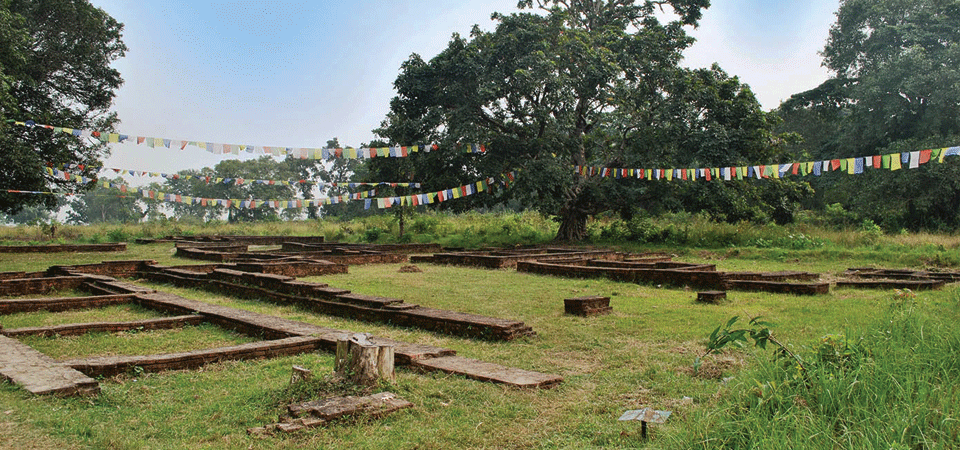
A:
87 0 840 175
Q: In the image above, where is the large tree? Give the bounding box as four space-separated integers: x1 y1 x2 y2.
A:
66 177 142 224
376 0 796 240
0 0 125 215
161 157 299 223
778 0 960 230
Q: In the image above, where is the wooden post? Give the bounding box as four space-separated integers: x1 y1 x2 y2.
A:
334 333 395 385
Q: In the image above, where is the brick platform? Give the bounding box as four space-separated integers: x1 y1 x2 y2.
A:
411 356 563 389
696 291 727 304
0 335 99 396
564 296 612 316
0 261 563 397
143 265 536 341
0 243 126 253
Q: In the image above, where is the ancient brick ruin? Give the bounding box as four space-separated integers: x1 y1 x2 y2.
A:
0 258 560 398
0 243 127 253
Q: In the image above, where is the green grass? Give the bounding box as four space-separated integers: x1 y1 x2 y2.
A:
0 304 165 329
1 216 960 449
17 323 260 360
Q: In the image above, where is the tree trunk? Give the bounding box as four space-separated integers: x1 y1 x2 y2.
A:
555 209 588 242
554 176 591 242
335 333 395 385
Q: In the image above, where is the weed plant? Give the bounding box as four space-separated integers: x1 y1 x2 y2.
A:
667 289 960 449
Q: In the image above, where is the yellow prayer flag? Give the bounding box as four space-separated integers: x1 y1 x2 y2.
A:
846 158 856 175
890 154 902 171
108 133 119 143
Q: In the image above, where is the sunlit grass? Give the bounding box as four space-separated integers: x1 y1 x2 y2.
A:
0 303 165 329
17 323 260 360
1 216 959 448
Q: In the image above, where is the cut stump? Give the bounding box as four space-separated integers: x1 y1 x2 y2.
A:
335 333 395 385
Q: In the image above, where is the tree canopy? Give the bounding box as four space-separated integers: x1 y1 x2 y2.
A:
0 0 125 215
374 0 802 240
778 0 960 230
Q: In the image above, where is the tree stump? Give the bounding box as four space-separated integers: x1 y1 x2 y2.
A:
335 333 395 385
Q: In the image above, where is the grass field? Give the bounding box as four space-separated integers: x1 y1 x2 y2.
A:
1 218 959 449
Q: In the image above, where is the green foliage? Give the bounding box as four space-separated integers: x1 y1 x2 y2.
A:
66 177 144 225
676 292 960 449
375 0 791 241
779 0 960 231
695 316 783 375
0 0 126 215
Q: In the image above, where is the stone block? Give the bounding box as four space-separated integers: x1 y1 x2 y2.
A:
564 296 612 316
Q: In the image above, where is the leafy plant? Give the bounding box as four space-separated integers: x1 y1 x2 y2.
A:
695 316 806 377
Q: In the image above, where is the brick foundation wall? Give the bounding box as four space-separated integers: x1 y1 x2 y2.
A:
0 243 126 253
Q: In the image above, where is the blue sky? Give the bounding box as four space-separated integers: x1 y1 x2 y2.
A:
89 0 839 174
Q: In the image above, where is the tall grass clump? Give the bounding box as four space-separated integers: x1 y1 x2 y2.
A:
670 290 960 449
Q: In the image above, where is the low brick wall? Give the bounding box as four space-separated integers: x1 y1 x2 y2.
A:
0 294 136 314
175 235 326 246
417 249 622 269
0 272 27 281
64 336 325 378
47 260 157 279
2 315 204 337
726 271 821 282
836 279 945 290
143 267 535 341
174 246 240 262
0 243 126 253
517 261 726 289
234 260 348 277
0 276 90 297
280 242 441 254
725 280 830 295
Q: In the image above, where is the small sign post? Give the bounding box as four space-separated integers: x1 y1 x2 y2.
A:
618 408 671 439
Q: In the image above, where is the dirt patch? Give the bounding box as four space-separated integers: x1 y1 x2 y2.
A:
398 265 422 273
676 353 746 380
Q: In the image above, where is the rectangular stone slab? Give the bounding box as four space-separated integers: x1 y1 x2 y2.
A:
412 356 562 389
0 335 99 396
288 392 413 420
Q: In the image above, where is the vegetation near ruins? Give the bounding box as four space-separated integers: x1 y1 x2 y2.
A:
3 0 960 448
1 215 960 449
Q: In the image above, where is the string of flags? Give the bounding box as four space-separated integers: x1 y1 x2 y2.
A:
363 172 516 210
10 120 486 159
576 146 960 181
60 163 421 188
26 168 518 210
45 167 380 200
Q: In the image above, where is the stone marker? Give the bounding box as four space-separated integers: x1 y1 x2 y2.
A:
564 296 612 316
696 291 726 304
